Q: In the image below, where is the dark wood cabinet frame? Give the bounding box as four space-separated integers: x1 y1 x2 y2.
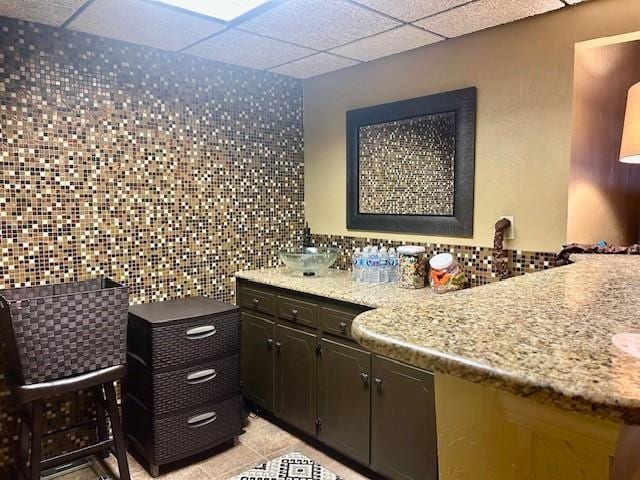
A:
346 87 477 236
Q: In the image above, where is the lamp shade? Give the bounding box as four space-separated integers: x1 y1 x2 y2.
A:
620 81 640 164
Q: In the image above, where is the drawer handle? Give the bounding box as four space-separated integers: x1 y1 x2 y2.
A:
187 369 217 384
186 325 217 340
253 298 260 306
267 338 273 349
187 411 217 428
339 321 348 332
360 372 369 385
275 341 282 352
374 378 383 391
291 308 298 317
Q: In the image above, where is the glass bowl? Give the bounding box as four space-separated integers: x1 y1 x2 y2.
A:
278 247 339 276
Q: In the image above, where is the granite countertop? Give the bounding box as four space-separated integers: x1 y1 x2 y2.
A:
236 254 640 424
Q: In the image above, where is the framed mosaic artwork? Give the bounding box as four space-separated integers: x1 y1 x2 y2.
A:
346 87 476 236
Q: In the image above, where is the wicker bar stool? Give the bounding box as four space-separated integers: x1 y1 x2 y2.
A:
0 279 131 480
12 366 130 480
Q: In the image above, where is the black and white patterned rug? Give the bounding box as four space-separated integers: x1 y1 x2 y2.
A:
231 452 343 480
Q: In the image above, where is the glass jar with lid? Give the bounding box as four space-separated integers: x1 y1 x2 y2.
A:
397 246 426 289
428 253 467 293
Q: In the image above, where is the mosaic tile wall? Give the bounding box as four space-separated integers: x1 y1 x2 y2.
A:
0 16 304 474
312 234 556 287
358 112 455 215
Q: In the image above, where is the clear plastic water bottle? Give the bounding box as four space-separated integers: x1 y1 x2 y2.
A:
362 246 372 283
388 247 398 284
352 247 362 282
378 247 389 283
367 247 380 284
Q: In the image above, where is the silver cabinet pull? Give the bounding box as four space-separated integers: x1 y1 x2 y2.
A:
186 325 216 340
291 308 298 317
339 321 347 332
252 298 260 305
187 369 217 384
187 411 217 428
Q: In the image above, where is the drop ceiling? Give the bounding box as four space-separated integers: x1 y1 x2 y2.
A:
0 0 590 79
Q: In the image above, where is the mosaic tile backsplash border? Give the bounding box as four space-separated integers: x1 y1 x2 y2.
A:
311 234 556 287
0 16 304 473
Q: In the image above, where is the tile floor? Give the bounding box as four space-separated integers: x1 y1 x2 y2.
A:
56 415 369 480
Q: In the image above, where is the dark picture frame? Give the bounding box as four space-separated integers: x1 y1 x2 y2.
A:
346 87 476 236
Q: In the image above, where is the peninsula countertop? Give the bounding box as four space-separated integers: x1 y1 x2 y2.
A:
235 255 640 424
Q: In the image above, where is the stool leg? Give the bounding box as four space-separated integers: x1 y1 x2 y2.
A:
18 415 28 462
104 382 130 480
29 400 44 480
95 386 109 459
15 414 29 479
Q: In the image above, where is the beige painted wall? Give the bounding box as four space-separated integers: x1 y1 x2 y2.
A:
303 0 640 252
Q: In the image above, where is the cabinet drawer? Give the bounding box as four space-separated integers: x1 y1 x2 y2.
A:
152 354 239 414
240 286 276 316
151 311 240 370
126 395 242 464
277 295 318 328
156 396 241 462
319 305 366 340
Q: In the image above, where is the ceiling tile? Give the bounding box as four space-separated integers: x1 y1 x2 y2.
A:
330 25 443 62
270 52 359 79
415 0 565 38
0 0 88 26
354 0 471 22
67 0 225 51
184 29 315 70
238 0 401 50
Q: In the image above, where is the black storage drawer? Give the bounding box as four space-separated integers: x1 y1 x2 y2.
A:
125 297 242 476
125 395 242 464
150 313 240 370
127 353 240 415
154 395 241 462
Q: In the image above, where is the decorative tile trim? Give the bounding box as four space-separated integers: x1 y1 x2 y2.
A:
312 234 556 286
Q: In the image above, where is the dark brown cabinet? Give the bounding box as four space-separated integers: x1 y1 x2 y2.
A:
240 312 274 411
371 356 438 480
275 323 318 436
237 279 438 480
125 297 243 477
318 338 371 465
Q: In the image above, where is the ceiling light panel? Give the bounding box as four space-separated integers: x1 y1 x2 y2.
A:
238 0 401 50
68 0 225 51
415 0 564 38
354 0 471 22
330 25 442 62
0 0 88 26
151 0 271 22
185 29 315 70
270 52 359 78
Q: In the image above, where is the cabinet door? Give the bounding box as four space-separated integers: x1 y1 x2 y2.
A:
318 338 371 465
275 324 318 436
241 312 275 412
371 355 438 480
